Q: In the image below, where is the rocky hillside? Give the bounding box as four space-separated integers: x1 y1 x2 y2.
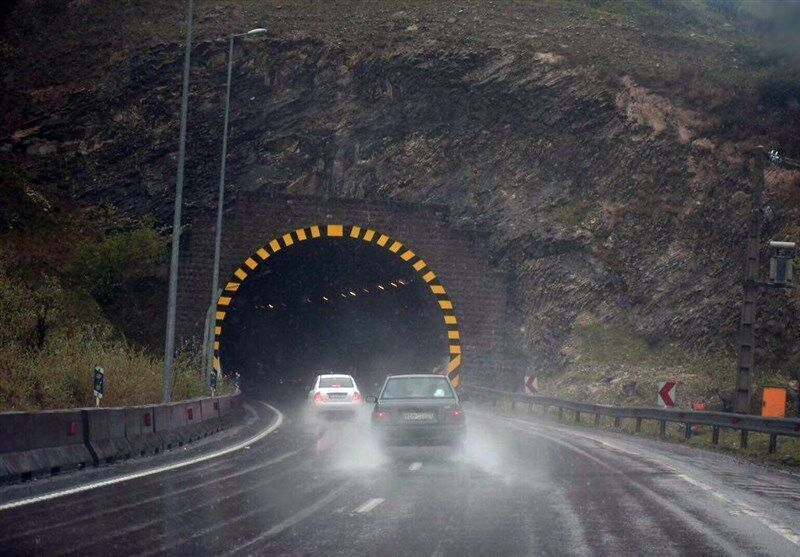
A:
2 1 800 400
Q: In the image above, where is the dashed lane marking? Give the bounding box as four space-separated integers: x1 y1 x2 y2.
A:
409 462 422 471
355 498 385 514
227 481 353 555
0 402 284 512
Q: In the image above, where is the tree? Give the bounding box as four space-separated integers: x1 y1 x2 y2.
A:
71 224 165 304
30 275 62 350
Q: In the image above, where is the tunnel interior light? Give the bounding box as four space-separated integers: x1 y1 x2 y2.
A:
239 276 415 317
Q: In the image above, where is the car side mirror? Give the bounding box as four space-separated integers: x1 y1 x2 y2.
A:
459 393 470 402
365 396 377 403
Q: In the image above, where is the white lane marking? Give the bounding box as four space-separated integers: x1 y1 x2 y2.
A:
0 402 284 512
675 474 800 545
3 447 301 542
490 411 800 548
532 416 800 547
409 462 422 471
228 481 352 555
594 438 642 458
354 497 385 514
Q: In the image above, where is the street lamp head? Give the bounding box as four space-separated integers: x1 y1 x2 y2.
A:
246 28 268 35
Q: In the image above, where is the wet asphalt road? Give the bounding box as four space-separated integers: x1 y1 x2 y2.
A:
2 399 800 556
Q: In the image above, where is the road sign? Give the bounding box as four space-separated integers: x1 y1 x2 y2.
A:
658 381 676 407
93 366 105 407
524 375 539 395
210 370 218 389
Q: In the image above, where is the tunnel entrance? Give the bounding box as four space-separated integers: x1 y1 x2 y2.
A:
216 226 460 397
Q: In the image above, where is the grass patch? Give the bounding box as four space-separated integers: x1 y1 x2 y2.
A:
546 199 590 228
0 325 233 411
0 163 208 411
548 322 793 413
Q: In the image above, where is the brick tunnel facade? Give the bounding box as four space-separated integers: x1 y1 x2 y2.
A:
176 192 508 386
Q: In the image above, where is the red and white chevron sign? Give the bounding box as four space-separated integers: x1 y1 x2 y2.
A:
657 381 676 407
524 375 539 395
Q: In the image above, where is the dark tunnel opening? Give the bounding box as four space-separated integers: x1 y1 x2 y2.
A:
219 236 450 397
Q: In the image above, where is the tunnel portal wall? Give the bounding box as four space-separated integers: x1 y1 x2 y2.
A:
177 192 507 385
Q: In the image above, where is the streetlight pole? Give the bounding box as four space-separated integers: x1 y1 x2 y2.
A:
163 0 195 403
205 28 268 389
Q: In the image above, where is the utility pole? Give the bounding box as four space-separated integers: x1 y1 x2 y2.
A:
734 153 766 413
163 0 194 403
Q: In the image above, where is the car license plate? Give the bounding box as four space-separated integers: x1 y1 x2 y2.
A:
403 412 435 421
328 393 347 399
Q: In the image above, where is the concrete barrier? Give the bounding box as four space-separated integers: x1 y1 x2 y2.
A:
0 410 94 481
0 394 247 484
198 398 222 438
124 405 159 457
153 403 176 450
85 408 133 464
201 398 219 422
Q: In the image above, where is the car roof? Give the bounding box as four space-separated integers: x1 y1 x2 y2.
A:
316 374 353 378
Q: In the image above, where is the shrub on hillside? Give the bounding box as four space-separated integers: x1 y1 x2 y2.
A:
71 224 165 304
0 265 63 350
0 267 28 346
0 325 224 411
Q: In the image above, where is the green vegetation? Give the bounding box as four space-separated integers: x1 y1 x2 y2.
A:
0 326 229 411
0 164 223 411
575 322 722 370
546 322 792 413
547 199 590 228
71 220 165 304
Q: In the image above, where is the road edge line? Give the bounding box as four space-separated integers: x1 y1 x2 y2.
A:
0 401 284 512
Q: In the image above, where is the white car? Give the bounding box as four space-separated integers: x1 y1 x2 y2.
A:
308 374 362 415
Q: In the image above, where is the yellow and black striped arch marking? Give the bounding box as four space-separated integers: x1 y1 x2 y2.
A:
213 224 462 388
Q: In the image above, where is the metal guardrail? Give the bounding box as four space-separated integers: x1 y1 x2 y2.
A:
466 385 800 454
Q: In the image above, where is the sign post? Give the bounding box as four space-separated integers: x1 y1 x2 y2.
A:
93 366 105 407
657 381 676 408
524 375 539 395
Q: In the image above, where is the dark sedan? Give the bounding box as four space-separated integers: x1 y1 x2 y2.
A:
367 374 466 447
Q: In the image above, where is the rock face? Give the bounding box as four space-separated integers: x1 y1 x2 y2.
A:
2 1 800 381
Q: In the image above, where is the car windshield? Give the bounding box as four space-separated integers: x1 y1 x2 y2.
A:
318 377 354 388
381 376 454 399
